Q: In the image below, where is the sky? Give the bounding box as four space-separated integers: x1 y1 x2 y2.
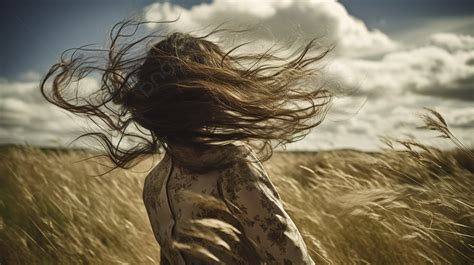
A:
1 0 473 151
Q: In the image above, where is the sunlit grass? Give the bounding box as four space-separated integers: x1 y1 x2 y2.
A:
0 109 472 264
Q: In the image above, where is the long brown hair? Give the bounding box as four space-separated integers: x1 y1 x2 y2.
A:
40 18 333 172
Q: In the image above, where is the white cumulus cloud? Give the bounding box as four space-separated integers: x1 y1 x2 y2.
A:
0 77 94 147
144 0 397 57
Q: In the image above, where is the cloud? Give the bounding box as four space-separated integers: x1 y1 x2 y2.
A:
297 94 474 151
1 1 473 151
392 16 474 46
143 1 473 102
327 33 474 101
0 75 150 149
144 0 397 57
0 77 93 147
302 31 474 150
429 33 474 52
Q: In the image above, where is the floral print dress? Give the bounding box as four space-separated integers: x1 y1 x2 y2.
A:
143 142 315 264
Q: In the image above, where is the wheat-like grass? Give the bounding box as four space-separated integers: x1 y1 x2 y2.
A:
0 109 472 264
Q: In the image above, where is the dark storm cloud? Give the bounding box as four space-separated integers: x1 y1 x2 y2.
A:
415 75 474 102
328 32 474 104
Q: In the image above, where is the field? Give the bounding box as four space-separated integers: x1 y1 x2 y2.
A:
0 112 473 264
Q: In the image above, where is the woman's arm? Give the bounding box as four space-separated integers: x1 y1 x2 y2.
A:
218 159 315 264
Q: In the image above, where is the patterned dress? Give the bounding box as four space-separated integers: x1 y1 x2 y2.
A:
142 142 315 264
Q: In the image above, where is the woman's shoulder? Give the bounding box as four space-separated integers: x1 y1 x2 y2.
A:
218 145 281 202
142 153 172 201
220 144 260 175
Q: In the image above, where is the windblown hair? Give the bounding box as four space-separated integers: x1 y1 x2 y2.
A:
40 19 332 172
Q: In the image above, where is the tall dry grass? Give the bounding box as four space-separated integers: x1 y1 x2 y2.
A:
0 148 162 264
0 109 473 264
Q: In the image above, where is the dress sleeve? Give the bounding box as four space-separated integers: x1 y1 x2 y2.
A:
218 159 315 265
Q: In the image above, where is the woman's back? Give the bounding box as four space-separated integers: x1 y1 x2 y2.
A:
143 143 258 264
143 143 315 264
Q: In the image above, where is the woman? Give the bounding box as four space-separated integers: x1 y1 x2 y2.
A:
41 19 331 264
